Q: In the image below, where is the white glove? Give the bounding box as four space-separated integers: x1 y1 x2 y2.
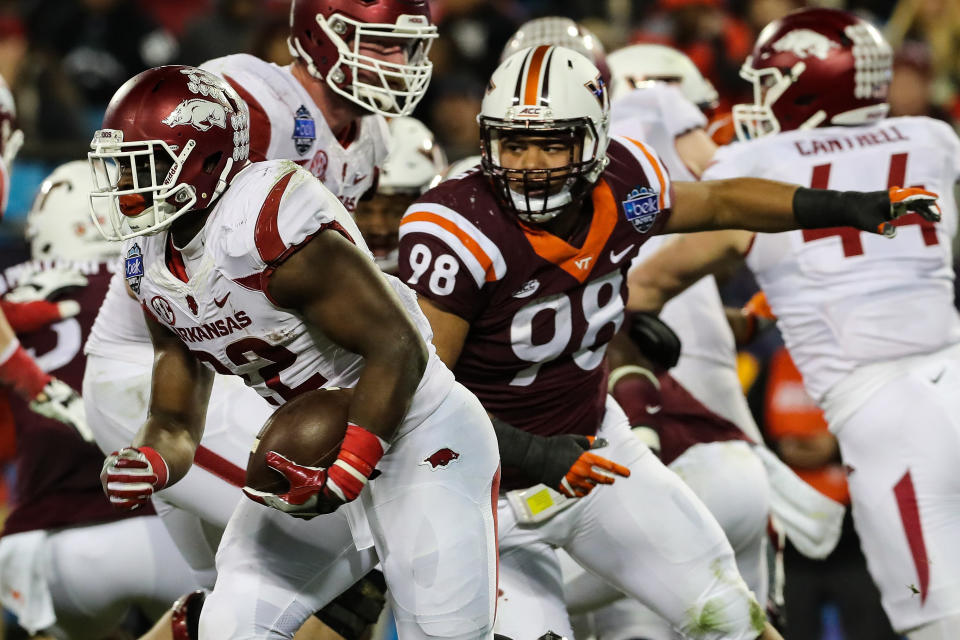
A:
29 378 94 442
6 268 88 303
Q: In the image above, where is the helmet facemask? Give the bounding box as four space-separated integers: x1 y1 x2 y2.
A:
88 130 200 241
480 117 602 224
292 12 437 117
732 59 813 141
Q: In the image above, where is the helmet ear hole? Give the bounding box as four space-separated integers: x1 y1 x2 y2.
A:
202 151 223 174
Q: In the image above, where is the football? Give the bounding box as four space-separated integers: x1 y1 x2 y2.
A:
245 387 353 494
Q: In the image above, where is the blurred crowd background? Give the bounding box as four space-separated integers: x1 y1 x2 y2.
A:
0 0 958 235
0 0 958 638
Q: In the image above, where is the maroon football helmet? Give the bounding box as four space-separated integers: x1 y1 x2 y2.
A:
88 66 250 241
733 8 892 141
287 0 437 117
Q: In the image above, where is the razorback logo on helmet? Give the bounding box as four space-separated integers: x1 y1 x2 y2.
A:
771 29 839 60
421 448 460 469
162 99 228 132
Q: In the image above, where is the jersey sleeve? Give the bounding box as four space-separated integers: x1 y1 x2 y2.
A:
398 200 504 322
222 162 363 286
608 136 674 235
611 84 706 140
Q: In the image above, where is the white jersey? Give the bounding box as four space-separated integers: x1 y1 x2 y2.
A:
612 85 745 430
124 160 452 433
88 53 390 362
704 116 960 403
200 54 389 214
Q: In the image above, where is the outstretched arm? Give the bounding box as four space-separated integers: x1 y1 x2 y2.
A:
627 230 753 313
665 179 938 234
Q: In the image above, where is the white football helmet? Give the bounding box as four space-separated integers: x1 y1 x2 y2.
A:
607 44 718 111
0 74 22 169
500 16 607 68
443 155 481 181
479 46 610 223
27 161 121 262
380 116 446 194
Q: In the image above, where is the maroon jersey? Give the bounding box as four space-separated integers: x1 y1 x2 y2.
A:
399 137 673 489
612 369 751 466
1 260 151 536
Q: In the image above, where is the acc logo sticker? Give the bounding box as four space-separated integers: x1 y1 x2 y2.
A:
150 296 177 326
125 243 144 294
292 105 316 154
622 186 660 234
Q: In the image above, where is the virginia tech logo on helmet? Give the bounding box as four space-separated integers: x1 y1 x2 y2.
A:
622 186 659 234
162 99 228 131
772 29 839 60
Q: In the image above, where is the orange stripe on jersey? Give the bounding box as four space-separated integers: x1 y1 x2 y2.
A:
254 169 297 264
624 137 666 209
401 212 498 281
523 45 550 105
521 179 618 283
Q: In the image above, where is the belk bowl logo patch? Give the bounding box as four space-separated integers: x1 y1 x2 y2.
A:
125 243 144 294
292 105 316 155
622 187 659 234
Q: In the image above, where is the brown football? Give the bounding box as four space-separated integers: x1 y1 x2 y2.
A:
246 387 353 494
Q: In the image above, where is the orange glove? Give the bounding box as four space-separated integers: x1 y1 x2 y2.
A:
558 435 631 498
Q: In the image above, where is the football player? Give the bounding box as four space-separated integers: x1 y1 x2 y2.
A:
354 116 446 274
493 22 841 636
0 74 88 437
90 66 499 640
82 0 437 608
396 45 937 640
0 161 201 639
628 9 960 639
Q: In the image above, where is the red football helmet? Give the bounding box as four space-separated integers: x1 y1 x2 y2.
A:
733 8 892 141
287 0 437 117
88 66 250 241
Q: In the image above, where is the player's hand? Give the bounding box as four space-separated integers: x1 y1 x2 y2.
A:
0 299 80 333
794 186 940 236
5 267 88 303
243 451 341 519
866 187 940 237
29 378 94 442
314 569 387 640
539 434 631 498
101 446 169 510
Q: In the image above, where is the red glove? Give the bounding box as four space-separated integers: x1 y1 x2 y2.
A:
0 299 76 333
100 446 169 510
244 423 386 518
0 341 51 400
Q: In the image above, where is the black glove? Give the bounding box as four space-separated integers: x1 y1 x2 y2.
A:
793 186 940 236
492 418 630 497
314 569 387 640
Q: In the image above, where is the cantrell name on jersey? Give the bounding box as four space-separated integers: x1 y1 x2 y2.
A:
793 124 909 157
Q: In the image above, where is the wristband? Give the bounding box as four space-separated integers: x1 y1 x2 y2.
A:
138 445 170 488
326 424 387 501
793 187 888 232
0 341 51 399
